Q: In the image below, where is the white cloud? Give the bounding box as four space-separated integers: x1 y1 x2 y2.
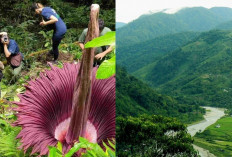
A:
117 0 232 23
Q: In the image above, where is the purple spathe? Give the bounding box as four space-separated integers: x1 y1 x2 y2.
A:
14 63 115 155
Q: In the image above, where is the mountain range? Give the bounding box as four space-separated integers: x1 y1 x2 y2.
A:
117 7 232 115
117 7 232 47
134 30 232 108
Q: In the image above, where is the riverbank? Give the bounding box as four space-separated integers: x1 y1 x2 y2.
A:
194 116 232 157
187 107 225 136
187 106 225 157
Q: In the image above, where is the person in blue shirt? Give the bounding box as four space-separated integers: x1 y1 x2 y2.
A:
0 32 23 82
32 3 67 64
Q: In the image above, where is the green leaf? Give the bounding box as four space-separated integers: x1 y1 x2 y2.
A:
82 150 97 157
108 140 115 150
103 142 115 157
57 142 63 154
96 55 115 79
48 146 57 157
45 42 49 47
79 136 89 143
48 145 62 157
1 91 7 99
65 143 83 157
85 31 115 48
14 96 20 102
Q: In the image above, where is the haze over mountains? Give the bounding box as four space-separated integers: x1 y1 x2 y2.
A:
116 22 127 28
117 7 232 47
117 7 232 114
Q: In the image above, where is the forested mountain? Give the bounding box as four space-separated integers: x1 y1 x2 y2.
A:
136 30 232 108
116 67 205 123
117 7 232 47
215 20 232 30
117 31 200 73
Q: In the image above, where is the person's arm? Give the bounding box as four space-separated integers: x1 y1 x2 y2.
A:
78 42 85 51
78 29 87 51
0 61 4 70
40 15 58 26
3 43 11 58
95 45 113 60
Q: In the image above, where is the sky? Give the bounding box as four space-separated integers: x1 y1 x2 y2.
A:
117 0 232 23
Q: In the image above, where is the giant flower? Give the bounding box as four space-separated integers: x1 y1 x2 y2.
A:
14 4 115 156
14 63 115 155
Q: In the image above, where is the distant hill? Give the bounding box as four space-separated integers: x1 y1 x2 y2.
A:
116 67 205 123
215 20 232 30
117 7 232 47
116 22 127 29
136 30 232 108
117 31 200 73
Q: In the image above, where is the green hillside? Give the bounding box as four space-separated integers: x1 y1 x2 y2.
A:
216 20 232 30
117 7 232 47
116 67 205 123
117 31 200 73
136 30 232 109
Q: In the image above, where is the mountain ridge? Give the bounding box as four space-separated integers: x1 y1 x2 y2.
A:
117 7 232 47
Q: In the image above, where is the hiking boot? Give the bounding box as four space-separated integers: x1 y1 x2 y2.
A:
47 50 54 57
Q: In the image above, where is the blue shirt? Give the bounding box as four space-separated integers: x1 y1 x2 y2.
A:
8 39 23 58
8 39 20 55
41 7 67 35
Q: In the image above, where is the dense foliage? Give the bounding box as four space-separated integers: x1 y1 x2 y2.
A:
116 115 198 157
48 137 115 157
0 0 115 58
116 67 205 123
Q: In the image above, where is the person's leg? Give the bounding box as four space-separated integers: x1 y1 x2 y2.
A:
52 33 64 61
10 62 23 83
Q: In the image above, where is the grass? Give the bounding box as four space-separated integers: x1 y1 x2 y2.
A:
194 116 232 157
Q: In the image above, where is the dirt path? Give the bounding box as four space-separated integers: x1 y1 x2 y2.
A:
187 106 225 157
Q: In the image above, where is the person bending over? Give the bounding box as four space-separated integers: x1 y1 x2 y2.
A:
32 2 67 64
78 19 113 66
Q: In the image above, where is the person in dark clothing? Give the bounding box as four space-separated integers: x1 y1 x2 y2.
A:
32 3 67 64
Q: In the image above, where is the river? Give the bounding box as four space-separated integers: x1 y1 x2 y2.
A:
187 106 225 157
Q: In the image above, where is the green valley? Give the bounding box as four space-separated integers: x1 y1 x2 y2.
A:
135 30 232 111
116 6 232 157
116 67 205 124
